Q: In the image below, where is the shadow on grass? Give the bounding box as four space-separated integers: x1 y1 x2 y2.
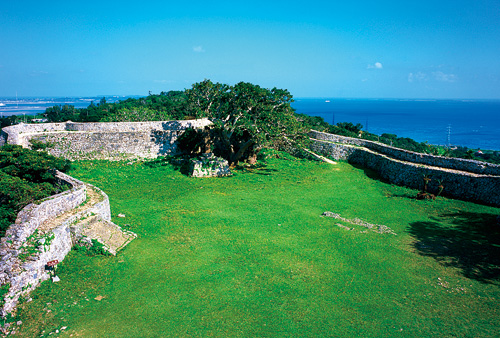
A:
233 162 277 176
409 211 500 283
144 156 191 175
350 163 385 182
144 156 278 176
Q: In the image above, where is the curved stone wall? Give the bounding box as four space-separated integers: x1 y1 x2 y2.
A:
309 130 500 176
1 119 212 160
0 172 87 315
0 171 120 317
310 136 500 207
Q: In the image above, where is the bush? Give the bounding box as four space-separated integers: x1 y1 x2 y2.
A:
74 239 111 256
0 145 71 236
0 145 71 183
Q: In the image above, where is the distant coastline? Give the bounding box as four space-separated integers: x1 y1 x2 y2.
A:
1 96 499 151
0 96 141 117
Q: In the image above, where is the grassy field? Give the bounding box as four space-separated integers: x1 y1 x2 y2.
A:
10 154 500 337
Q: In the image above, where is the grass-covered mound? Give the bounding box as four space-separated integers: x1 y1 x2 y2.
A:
9 154 500 337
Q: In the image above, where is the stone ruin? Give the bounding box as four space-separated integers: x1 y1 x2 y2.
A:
190 153 232 178
0 171 136 317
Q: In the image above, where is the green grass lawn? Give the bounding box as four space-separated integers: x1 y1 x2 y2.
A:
11 155 500 337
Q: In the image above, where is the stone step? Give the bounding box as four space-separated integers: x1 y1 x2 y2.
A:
73 216 136 255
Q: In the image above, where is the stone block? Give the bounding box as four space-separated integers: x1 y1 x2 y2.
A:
190 154 232 178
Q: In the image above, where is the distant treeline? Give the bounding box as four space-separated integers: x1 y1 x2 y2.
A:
1 90 499 164
297 113 500 165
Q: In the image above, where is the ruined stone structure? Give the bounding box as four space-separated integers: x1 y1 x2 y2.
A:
1 121 499 316
0 171 136 316
309 130 500 207
190 153 232 177
0 119 216 316
0 119 211 160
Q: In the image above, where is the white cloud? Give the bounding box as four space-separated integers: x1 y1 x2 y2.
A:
193 46 205 53
408 72 428 82
432 71 458 82
29 70 48 77
367 62 383 69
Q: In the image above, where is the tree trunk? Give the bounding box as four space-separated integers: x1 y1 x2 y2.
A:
230 139 255 164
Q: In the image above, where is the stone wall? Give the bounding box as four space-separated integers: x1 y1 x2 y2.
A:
1 119 212 160
310 135 500 207
0 172 115 316
309 130 500 176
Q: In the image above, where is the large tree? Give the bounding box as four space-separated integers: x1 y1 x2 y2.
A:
185 80 306 164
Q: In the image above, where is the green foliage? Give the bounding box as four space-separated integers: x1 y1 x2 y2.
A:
44 104 79 122
42 91 191 123
0 283 11 308
74 239 111 256
295 113 331 132
336 122 363 134
0 115 20 128
100 107 172 122
0 145 70 183
186 79 308 164
29 139 53 151
0 145 71 236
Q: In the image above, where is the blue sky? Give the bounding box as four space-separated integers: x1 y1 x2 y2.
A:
1 0 499 99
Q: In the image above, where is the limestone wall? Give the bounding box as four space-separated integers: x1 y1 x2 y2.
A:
309 130 500 176
0 172 114 316
1 119 212 160
310 137 500 207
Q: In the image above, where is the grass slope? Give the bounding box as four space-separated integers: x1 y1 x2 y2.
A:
11 155 500 337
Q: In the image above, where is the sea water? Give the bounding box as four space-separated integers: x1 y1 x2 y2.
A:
292 99 500 151
1 97 499 151
0 96 136 118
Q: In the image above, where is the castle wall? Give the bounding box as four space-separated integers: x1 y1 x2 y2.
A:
0 171 116 316
310 136 500 207
309 130 500 176
1 119 211 160
0 172 86 315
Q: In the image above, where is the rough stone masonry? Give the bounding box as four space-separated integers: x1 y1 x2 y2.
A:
0 171 136 317
0 119 212 160
309 130 500 207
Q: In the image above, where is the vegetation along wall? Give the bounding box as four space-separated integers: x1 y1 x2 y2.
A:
309 130 500 207
0 170 135 316
0 119 211 160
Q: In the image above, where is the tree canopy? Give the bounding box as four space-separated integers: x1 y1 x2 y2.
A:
185 80 307 164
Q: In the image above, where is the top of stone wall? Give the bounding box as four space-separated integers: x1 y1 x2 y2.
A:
65 119 211 132
309 130 500 176
1 119 212 147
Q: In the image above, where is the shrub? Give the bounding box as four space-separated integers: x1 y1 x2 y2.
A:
0 145 71 236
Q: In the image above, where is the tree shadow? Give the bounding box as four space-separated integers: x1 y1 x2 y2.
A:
408 211 500 283
150 121 184 155
233 162 277 176
350 163 385 182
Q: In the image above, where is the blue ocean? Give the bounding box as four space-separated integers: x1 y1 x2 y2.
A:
292 99 500 151
1 97 499 150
